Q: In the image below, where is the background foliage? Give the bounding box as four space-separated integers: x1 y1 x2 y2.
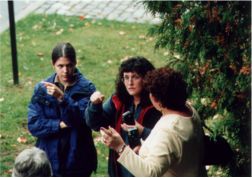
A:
143 1 251 176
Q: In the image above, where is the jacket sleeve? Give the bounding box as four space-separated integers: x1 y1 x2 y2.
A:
117 127 181 177
85 96 116 131
58 82 96 128
28 84 61 138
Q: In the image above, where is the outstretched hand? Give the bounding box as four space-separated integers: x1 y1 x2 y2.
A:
42 82 64 101
90 91 105 104
100 126 125 152
121 121 144 136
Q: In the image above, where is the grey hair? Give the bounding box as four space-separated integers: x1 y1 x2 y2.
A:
12 147 52 177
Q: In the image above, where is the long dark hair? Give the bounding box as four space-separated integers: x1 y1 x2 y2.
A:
115 56 155 107
51 42 76 65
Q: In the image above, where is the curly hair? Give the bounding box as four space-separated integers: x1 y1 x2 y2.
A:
115 56 155 106
144 67 188 111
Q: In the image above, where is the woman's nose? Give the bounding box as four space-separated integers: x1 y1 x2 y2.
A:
128 79 134 84
62 66 68 73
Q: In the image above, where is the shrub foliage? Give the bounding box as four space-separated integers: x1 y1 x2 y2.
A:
143 1 251 176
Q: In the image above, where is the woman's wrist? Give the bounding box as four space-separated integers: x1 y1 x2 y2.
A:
135 122 144 135
116 143 126 154
56 93 64 101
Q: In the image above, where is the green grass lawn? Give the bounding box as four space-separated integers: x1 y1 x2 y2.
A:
0 14 168 176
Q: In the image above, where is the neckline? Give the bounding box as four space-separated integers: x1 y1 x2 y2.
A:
162 104 194 119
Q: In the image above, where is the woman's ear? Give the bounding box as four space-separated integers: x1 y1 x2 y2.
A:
149 93 159 105
149 93 157 102
149 93 162 112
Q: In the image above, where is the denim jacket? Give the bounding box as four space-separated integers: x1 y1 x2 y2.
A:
28 69 97 176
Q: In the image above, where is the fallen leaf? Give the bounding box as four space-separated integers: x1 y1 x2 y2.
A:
120 56 131 62
17 136 27 144
85 22 91 27
147 37 154 42
5 169 12 175
23 65 29 71
32 24 39 30
119 31 126 35
68 28 74 32
8 79 13 84
32 41 37 46
37 52 44 57
138 35 146 39
163 52 169 56
55 29 64 35
79 15 85 21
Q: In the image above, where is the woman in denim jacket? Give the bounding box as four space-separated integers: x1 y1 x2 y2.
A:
28 42 97 176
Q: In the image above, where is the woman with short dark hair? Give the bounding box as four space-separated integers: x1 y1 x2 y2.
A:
100 67 206 176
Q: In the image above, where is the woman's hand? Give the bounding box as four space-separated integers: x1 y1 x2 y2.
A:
100 126 125 152
135 121 144 136
43 82 64 101
121 121 144 136
133 145 141 154
90 91 105 104
60 121 68 129
121 122 142 154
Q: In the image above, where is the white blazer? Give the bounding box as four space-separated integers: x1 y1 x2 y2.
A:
117 105 206 176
